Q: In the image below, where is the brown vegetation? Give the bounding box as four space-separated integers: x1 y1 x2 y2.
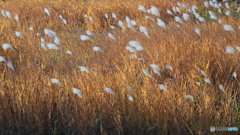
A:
0 0 239 134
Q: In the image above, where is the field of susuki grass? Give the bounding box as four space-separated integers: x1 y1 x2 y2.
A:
0 0 239 134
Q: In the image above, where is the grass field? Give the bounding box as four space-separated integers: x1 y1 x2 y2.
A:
0 0 239 134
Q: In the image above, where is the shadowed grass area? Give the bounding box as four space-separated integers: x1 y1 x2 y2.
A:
0 0 239 134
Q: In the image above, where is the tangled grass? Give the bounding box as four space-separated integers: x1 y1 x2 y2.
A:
0 0 239 134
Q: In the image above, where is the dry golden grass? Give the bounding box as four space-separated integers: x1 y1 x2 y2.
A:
0 0 239 134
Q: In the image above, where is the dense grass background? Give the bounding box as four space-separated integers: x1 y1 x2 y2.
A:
0 0 239 134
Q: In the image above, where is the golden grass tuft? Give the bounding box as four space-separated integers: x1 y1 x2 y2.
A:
0 0 239 134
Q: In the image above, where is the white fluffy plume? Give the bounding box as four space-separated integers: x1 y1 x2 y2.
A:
118 20 125 29
225 46 235 55
5 11 12 19
158 84 168 92
104 87 115 95
150 64 160 76
46 43 59 50
139 26 150 38
150 6 160 16
182 13 190 21
44 29 56 39
157 18 166 29
208 11 218 20
0 56 7 63
72 88 83 98
165 65 173 71
174 16 183 23
108 33 116 41
138 5 147 12
223 25 235 32
125 46 138 53
2 43 14 50
93 47 103 52
78 66 90 73
184 95 194 101
40 37 47 51
15 31 24 38
194 28 201 35
80 35 91 41
44 8 50 16
7 61 14 71
232 72 237 78
51 78 61 85
166 9 173 15
142 69 152 78
129 41 145 51
86 30 95 38
218 84 225 91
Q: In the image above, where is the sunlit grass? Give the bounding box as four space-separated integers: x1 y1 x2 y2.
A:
0 0 239 134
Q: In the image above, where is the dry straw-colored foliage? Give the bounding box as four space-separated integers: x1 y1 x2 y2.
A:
0 0 239 134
